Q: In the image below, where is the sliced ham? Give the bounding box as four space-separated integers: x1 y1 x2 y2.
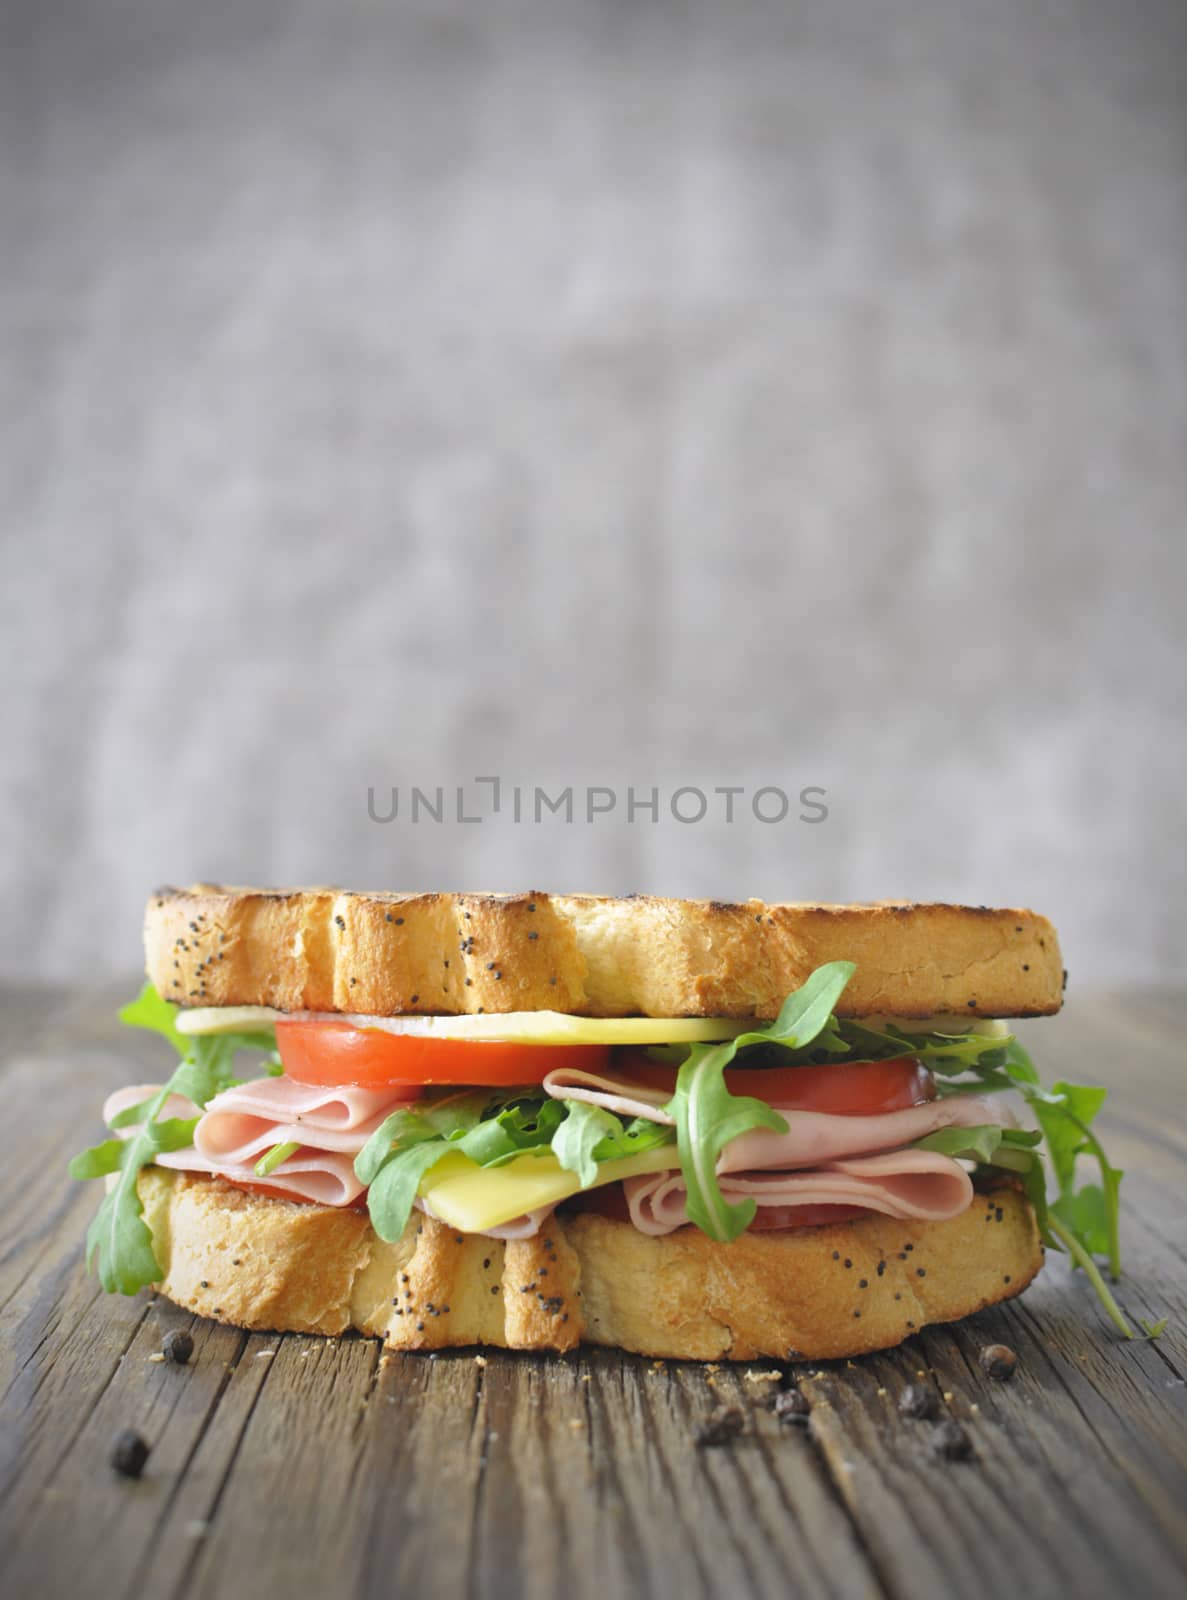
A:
624 1148 975 1236
109 1077 418 1206
199 1076 419 1134
718 1095 1012 1173
153 1147 366 1207
541 1065 674 1124
192 1078 419 1165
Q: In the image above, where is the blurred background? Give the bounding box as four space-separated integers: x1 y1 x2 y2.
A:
1 0 1184 989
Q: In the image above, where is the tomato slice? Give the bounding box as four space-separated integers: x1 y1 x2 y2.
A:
744 1202 871 1229
614 1052 935 1116
276 1021 934 1108
275 1020 611 1088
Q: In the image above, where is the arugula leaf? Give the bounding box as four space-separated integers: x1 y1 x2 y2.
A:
118 982 188 1053
367 1141 460 1241
886 1019 1124 1291
836 1018 1022 1077
356 1110 440 1186
912 1123 1050 1235
590 1115 675 1163
552 1101 624 1187
457 1099 565 1167
662 962 856 1241
67 1138 127 1180
356 1086 678 1242
107 1094 158 1131
83 1079 183 1294
71 985 280 1295
913 1124 1042 1164
1033 1082 1107 1192
255 1140 300 1177
355 1092 492 1187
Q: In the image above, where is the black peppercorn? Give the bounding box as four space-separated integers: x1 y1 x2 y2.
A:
110 1429 150 1478
694 1405 745 1448
979 1343 1018 1381
771 1389 810 1425
162 1329 193 1365
930 1420 974 1461
898 1383 938 1420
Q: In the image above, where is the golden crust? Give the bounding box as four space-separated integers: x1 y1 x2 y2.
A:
145 887 1064 1019
137 1170 1042 1361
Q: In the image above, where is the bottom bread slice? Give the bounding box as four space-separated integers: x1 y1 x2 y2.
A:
136 1168 1042 1361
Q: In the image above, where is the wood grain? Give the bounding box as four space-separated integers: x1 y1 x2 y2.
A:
1 985 1185 1600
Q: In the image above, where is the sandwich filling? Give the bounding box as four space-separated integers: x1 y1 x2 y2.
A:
71 958 1130 1337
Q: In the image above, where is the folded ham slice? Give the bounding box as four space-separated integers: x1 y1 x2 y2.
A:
718 1095 1012 1173
624 1148 975 1235
153 1147 367 1207
106 1077 419 1207
192 1077 420 1165
542 1065 674 1124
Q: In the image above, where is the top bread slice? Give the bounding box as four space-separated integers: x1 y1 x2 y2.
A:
145 888 1064 1019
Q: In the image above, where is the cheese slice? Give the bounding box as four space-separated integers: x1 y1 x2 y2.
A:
417 1146 680 1233
174 1006 752 1045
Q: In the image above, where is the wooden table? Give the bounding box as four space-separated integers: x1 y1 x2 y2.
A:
2 985 1185 1600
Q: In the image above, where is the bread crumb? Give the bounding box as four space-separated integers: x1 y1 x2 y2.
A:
569 1418 585 1430
255 1349 276 1359
970 1403 980 1413
474 1355 487 1368
651 1360 665 1371
580 1373 592 1383
744 1370 781 1384
942 1391 953 1402
705 1363 721 1374
148 1353 166 1364
876 1387 887 1397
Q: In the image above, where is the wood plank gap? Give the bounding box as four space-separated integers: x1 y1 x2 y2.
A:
0 1284 154 1510
643 1373 768 1597
125 1326 252 1600
167 1333 278 1600
749 1392 893 1600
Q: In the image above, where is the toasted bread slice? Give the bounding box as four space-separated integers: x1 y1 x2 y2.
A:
145 887 1063 1019
137 1168 1042 1361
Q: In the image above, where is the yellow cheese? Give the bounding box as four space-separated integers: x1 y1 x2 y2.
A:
417 1146 680 1233
176 1004 1012 1044
176 1006 751 1045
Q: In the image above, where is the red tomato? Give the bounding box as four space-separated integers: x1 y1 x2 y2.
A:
275 1020 611 1088
614 1053 935 1116
744 1202 871 1229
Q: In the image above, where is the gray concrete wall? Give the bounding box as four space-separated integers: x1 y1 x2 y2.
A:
2 0 1185 987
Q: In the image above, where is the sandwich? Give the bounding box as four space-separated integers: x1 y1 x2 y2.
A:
70 888 1132 1359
